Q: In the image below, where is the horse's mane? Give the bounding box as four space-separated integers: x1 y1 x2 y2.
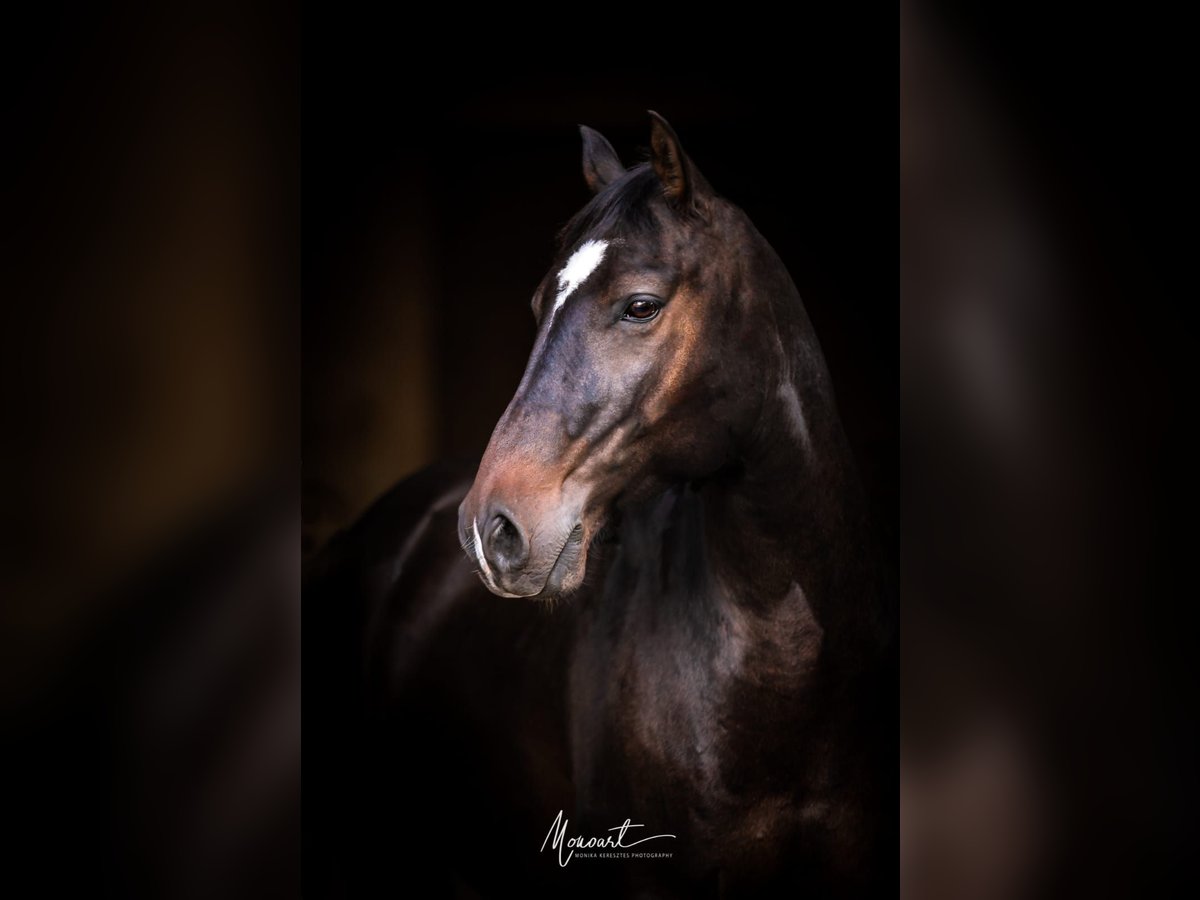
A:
556 163 663 251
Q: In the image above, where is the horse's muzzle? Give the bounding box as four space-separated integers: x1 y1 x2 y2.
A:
457 493 586 600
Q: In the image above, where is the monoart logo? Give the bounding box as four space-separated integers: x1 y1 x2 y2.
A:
540 810 676 867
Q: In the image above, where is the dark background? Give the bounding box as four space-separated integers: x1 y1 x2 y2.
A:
2 4 300 896
302 26 899 556
3 2 298 702
900 3 1200 896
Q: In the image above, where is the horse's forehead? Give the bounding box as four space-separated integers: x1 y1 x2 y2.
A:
556 227 672 273
543 208 715 306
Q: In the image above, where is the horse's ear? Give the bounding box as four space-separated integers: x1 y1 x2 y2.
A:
580 125 624 194
648 111 709 210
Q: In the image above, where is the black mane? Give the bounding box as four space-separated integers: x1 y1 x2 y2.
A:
556 163 663 250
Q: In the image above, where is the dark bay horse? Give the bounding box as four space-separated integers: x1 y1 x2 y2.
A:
306 114 894 898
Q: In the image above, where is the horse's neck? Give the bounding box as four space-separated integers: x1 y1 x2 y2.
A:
706 333 878 666
606 369 876 686
598 229 883 681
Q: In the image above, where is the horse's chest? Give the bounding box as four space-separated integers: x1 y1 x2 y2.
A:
568 576 824 865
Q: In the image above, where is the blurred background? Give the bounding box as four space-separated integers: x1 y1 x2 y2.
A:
902 2 1199 897
3 1 297 712
2 4 298 897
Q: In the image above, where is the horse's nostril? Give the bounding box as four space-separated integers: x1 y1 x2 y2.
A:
485 511 527 572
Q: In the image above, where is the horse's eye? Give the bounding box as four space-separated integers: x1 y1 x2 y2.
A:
621 295 662 322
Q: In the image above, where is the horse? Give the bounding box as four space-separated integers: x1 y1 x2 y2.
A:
305 113 894 898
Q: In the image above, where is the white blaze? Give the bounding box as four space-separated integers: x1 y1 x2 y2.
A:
547 239 608 328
